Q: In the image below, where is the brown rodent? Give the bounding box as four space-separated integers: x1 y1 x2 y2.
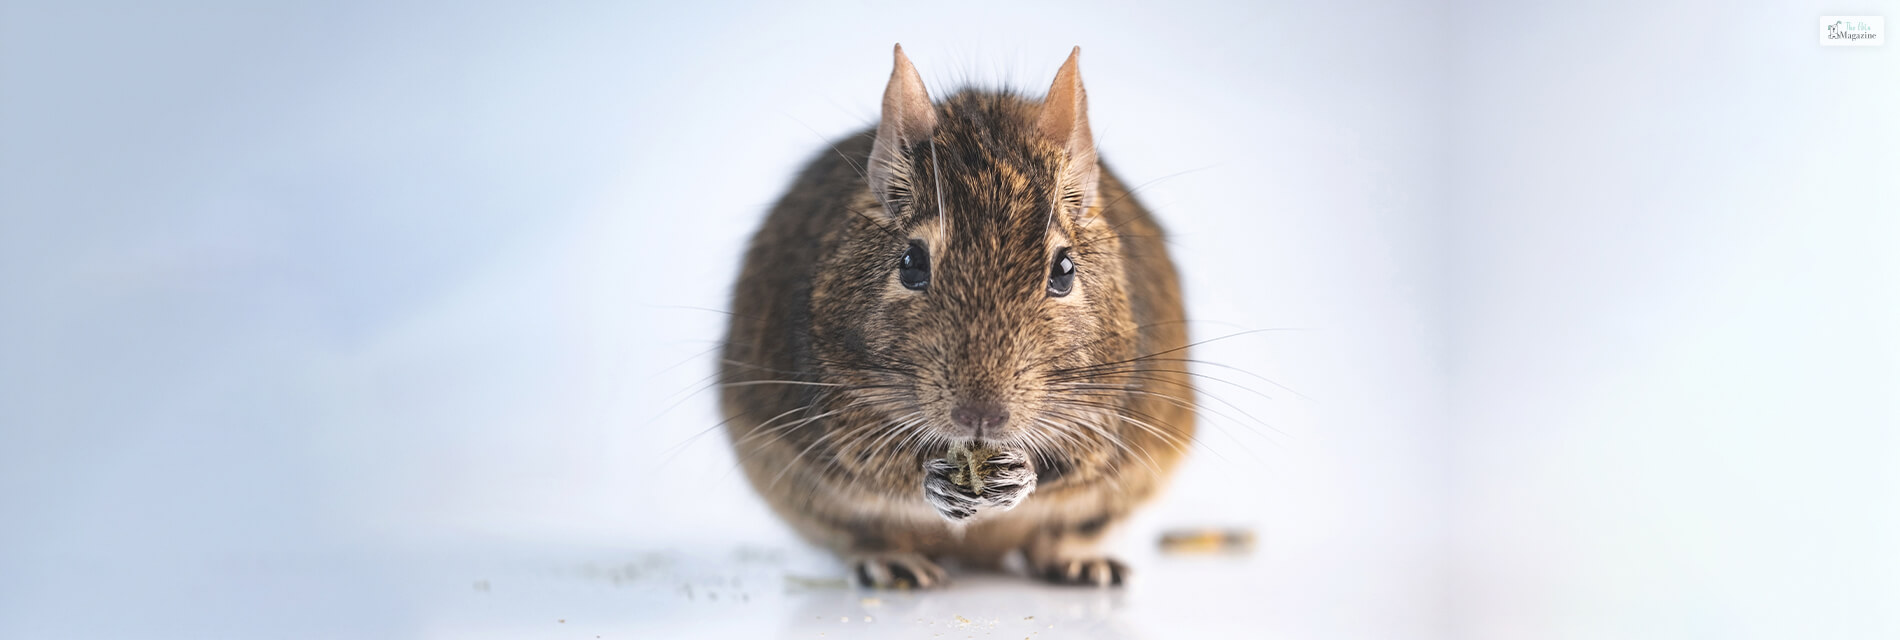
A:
720 44 1194 588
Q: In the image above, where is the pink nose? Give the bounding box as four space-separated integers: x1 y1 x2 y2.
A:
951 402 1010 434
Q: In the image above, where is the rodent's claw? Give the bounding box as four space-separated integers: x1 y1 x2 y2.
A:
923 458 982 522
849 551 947 589
1038 556 1130 588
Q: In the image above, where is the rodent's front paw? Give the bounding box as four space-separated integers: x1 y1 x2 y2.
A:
924 449 1038 522
924 458 983 522
974 448 1037 511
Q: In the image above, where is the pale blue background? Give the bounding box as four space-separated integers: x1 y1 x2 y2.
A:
1 1 1895 638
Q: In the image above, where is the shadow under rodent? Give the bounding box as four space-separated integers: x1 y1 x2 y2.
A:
720 44 1195 588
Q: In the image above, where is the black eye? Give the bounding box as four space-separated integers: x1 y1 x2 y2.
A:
1047 248 1075 297
898 241 930 290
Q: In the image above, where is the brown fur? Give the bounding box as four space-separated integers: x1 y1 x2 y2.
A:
720 48 1193 586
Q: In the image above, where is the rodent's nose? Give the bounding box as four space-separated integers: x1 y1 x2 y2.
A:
950 402 1010 435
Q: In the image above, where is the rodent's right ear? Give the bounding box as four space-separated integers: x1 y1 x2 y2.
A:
868 43 937 214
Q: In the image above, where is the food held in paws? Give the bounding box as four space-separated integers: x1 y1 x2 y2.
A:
945 442 1003 494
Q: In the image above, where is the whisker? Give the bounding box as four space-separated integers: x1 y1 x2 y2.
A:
1047 327 1312 379
1048 363 1291 404
719 379 846 389
1048 386 1271 466
765 428 841 491
1051 372 1286 440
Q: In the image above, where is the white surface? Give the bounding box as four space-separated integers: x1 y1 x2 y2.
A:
1445 4 1900 638
0 1 1894 638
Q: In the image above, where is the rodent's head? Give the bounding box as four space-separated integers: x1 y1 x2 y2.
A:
807 45 1140 459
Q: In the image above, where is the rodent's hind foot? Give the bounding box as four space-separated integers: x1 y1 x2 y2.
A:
1037 556 1129 587
849 551 948 589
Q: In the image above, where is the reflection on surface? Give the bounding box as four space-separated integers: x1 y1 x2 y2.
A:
780 573 1138 640
539 545 1146 639
376 543 1181 639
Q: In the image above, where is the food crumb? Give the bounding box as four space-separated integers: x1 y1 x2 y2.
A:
840 616 850 623
860 597 882 607
785 575 850 591
557 619 565 624
1023 616 1034 620
864 616 874 622
1159 527 1257 555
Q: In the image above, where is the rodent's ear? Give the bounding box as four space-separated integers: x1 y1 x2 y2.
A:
1037 46 1100 216
868 43 937 213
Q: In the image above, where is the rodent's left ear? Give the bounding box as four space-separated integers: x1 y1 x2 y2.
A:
869 44 937 217
1037 46 1100 217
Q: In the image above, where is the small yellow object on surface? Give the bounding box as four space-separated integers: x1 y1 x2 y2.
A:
1157 528 1257 555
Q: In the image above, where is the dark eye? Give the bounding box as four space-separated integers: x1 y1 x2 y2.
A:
1047 248 1075 297
898 241 930 290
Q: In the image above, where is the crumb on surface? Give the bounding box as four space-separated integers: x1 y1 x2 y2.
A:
1158 527 1257 554
785 575 850 591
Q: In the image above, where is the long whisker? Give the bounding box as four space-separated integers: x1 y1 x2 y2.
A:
1052 370 1285 440
765 428 841 491
1082 356 1310 401
1048 364 1284 404
1039 398 1196 454
1034 415 1158 478
657 397 820 470
1049 386 1271 466
719 379 846 389
1047 327 1312 378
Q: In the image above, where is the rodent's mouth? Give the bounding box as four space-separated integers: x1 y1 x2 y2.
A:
939 426 1016 449
940 429 1027 451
